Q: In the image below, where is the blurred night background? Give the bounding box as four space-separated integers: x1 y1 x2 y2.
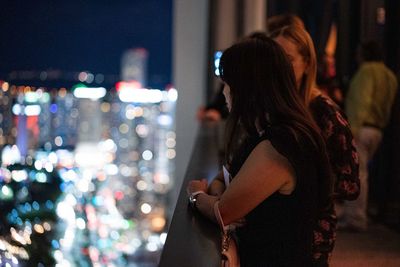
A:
0 0 172 88
1 0 400 266
0 1 174 267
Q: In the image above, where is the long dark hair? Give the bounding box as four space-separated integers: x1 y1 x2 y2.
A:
219 37 319 151
219 37 332 209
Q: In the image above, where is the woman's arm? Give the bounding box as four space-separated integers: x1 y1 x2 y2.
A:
188 140 296 225
328 111 360 200
321 98 360 200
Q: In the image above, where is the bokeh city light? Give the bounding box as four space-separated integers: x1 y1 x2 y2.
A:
0 80 177 267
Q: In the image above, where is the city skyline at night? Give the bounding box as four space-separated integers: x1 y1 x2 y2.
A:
0 0 172 89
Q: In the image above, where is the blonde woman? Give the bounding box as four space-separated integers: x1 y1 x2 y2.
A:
271 26 360 266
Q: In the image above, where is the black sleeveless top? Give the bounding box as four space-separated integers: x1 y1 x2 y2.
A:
229 127 325 267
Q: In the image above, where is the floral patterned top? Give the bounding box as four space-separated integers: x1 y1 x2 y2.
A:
310 94 360 201
309 94 360 265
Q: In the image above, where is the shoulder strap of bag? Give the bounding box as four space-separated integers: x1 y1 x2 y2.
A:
214 201 231 232
214 201 241 267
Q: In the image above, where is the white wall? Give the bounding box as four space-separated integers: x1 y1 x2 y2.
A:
171 0 209 212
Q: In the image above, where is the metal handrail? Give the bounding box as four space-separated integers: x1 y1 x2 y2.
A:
159 122 224 267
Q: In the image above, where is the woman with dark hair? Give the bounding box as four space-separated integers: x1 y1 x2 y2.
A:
187 37 334 266
270 25 360 266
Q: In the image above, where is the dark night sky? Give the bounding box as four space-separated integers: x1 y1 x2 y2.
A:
0 0 172 88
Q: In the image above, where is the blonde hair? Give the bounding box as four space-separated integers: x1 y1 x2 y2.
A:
266 14 305 34
270 25 317 106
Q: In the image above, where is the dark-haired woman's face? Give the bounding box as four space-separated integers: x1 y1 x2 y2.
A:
222 83 232 112
274 36 308 90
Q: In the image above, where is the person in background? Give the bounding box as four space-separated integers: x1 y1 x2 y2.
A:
187 37 333 266
270 25 359 266
196 82 228 122
343 40 398 231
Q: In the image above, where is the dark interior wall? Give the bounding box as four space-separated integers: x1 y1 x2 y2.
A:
373 0 400 224
385 0 400 73
360 0 385 44
267 0 301 15
336 0 361 91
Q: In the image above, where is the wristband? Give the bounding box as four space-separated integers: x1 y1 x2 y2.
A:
189 191 205 209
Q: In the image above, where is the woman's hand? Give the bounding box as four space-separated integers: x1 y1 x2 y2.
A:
196 107 222 122
187 179 208 195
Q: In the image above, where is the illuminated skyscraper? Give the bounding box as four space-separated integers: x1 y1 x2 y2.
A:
52 90 79 149
121 48 148 87
0 82 14 147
